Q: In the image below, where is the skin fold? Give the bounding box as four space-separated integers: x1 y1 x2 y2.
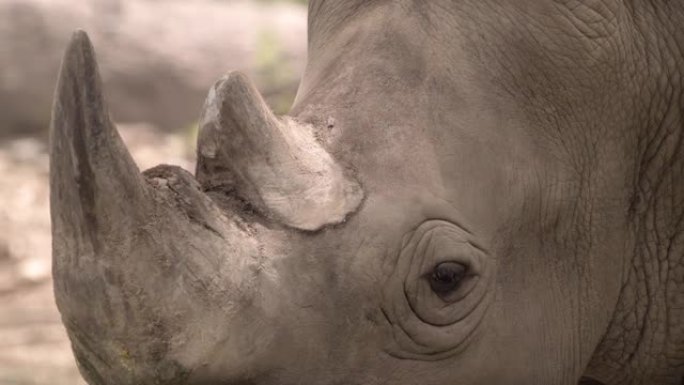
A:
49 1 683 384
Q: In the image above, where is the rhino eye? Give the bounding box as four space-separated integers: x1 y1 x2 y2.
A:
429 261 467 296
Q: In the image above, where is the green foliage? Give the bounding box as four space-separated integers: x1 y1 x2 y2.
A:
254 28 299 115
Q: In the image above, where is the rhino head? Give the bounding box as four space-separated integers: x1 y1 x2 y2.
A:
51 1 683 385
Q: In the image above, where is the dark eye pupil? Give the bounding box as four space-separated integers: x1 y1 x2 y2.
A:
429 262 467 294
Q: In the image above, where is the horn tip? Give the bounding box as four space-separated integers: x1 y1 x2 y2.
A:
65 29 95 61
51 28 103 136
213 71 259 101
56 29 100 97
70 29 91 43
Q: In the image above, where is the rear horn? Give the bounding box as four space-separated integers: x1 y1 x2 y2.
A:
195 72 363 231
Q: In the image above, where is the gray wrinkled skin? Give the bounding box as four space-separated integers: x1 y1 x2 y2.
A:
49 1 683 385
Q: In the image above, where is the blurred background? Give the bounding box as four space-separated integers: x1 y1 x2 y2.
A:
0 0 307 383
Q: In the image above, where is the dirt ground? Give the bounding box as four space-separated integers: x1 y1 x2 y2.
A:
0 125 195 384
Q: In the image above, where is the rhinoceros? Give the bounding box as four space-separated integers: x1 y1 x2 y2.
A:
49 1 683 384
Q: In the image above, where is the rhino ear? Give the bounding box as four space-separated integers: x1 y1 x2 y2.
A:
49 30 148 253
196 72 364 231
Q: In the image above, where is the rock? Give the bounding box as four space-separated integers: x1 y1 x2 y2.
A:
0 0 307 137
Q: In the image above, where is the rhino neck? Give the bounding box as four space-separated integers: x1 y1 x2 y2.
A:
583 7 684 383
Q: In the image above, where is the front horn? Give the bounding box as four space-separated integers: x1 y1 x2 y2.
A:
195 72 364 231
50 31 149 246
50 31 264 384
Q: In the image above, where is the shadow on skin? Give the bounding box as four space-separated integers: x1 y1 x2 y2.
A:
578 377 605 385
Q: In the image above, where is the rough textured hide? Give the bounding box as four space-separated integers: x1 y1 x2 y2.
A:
50 1 683 384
